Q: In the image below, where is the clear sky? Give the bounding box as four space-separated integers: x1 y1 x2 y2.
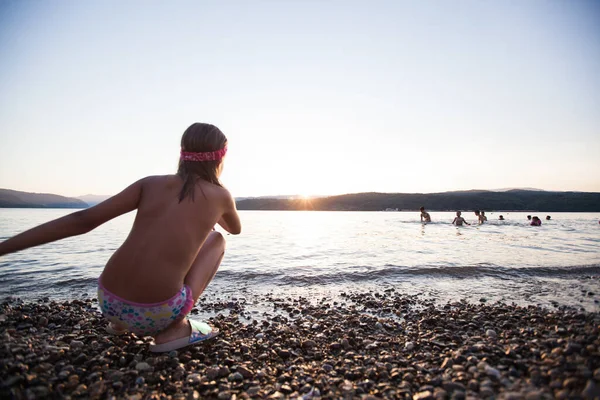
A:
1 0 599 198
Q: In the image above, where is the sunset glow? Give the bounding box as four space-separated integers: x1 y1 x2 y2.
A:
0 1 598 197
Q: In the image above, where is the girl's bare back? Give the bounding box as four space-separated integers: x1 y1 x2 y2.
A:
101 175 236 303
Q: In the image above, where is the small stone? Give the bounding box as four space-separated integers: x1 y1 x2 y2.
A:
433 388 448 400
302 340 317 349
218 391 231 400
405 341 415 351
525 390 543 400
467 380 479 391
340 380 353 392
30 386 51 398
582 379 600 399
246 386 260 396
89 381 105 397
443 381 466 393
237 366 254 379
480 386 494 397
280 384 293 394
72 352 86 364
564 377 579 389
73 384 88 396
555 390 570 400
413 390 434 400
135 377 145 386
486 329 497 339
485 365 501 380
566 342 582 355
206 367 219 380
228 372 243 382
278 349 291 358
168 350 178 358
106 370 124 381
187 373 202 384
135 362 151 372
68 375 80 387
255 333 264 339
440 357 453 369
502 392 523 400
70 340 84 350
450 392 465 400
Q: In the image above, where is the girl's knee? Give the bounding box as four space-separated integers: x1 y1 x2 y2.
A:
209 231 226 252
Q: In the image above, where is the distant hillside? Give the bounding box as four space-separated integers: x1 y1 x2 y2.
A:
0 189 88 208
236 190 600 212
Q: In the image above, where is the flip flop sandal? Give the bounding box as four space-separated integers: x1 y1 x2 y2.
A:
149 319 219 353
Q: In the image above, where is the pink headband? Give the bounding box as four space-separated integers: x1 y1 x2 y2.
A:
180 146 227 162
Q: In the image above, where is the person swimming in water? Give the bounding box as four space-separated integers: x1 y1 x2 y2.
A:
478 211 487 224
527 215 532 221
499 215 505 221
420 206 431 223
531 216 542 226
452 211 470 226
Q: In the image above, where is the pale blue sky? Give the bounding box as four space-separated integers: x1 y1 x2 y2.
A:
1 0 599 197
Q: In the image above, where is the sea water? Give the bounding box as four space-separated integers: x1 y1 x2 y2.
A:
1 209 599 311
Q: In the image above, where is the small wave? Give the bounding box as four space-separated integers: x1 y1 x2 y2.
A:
214 263 600 286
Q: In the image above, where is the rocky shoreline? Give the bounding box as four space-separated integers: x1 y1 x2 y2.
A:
1 292 599 399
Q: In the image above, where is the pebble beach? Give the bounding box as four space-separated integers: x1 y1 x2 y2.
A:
1 292 600 399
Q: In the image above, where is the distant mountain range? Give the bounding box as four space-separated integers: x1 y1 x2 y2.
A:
0 189 87 208
236 190 600 212
1 188 599 211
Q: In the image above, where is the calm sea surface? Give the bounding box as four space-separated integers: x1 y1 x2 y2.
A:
1 209 599 311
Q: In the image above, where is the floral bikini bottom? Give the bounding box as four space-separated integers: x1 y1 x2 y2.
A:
97 278 194 336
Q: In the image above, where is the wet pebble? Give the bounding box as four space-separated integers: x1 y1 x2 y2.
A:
135 362 151 372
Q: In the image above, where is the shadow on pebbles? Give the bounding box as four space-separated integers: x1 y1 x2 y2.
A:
1 291 599 399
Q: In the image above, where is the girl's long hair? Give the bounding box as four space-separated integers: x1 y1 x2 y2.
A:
177 123 227 202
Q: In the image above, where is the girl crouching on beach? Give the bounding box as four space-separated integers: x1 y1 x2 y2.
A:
0 123 241 352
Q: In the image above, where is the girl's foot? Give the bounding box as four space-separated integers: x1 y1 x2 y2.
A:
154 318 190 344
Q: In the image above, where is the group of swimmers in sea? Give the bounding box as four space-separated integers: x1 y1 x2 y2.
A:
419 207 551 226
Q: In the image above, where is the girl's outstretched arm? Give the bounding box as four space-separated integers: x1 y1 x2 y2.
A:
0 179 144 257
